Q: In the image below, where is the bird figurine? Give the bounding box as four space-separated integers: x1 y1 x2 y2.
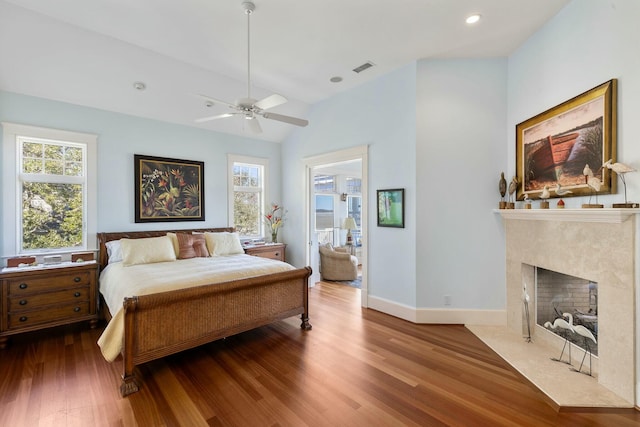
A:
499 172 507 200
544 313 574 365
583 164 594 181
540 185 551 200
554 183 573 196
564 313 597 376
508 176 519 203
522 282 531 343
603 159 636 204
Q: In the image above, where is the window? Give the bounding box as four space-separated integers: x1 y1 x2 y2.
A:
2 123 97 255
346 177 361 194
228 155 268 237
314 175 336 193
347 195 362 227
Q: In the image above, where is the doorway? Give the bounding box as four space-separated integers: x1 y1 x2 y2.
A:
304 146 368 307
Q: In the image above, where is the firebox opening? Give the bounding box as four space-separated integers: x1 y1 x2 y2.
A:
535 267 598 356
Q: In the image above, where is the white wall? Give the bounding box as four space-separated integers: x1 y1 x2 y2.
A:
0 90 282 255
282 64 417 306
507 0 640 405
416 58 507 310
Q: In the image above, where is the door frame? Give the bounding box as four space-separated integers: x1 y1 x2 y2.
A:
304 145 368 307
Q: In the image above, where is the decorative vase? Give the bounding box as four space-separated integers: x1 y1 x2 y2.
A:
271 231 278 243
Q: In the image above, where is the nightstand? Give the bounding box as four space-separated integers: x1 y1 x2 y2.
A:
244 243 286 262
0 262 99 349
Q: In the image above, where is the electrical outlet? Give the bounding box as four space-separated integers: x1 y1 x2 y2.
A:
444 295 452 306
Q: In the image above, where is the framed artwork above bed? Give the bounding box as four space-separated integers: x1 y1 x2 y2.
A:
134 154 205 222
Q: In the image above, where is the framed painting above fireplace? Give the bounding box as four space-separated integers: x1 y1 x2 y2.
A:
515 79 617 201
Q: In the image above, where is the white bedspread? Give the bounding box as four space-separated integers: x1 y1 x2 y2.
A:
97 254 295 362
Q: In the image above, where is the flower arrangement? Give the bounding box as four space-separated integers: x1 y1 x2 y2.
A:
265 203 286 242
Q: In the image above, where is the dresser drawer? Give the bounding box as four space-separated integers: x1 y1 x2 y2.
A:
8 287 90 311
7 301 90 330
253 250 283 261
7 270 92 295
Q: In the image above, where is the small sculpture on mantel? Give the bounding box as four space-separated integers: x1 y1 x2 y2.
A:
539 185 550 209
507 176 519 209
582 164 603 208
523 193 532 209
604 159 639 208
498 172 507 209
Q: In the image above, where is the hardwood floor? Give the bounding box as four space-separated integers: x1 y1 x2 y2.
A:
1 281 639 426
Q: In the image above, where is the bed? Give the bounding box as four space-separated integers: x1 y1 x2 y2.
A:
97 228 312 396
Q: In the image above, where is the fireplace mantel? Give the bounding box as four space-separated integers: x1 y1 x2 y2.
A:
495 208 640 223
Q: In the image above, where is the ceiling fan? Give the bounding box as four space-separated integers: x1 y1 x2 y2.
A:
194 1 308 133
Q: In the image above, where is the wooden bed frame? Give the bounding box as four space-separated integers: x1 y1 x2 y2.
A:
97 228 312 396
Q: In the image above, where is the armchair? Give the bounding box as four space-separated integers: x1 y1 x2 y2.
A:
319 243 358 281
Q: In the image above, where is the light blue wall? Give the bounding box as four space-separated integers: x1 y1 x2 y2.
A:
0 90 282 254
282 64 417 306
416 58 507 309
508 0 640 207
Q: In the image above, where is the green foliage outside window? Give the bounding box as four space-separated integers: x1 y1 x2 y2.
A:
20 140 85 250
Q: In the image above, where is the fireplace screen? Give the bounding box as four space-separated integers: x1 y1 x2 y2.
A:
536 267 598 355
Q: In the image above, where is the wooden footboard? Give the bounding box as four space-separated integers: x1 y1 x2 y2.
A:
119 266 312 396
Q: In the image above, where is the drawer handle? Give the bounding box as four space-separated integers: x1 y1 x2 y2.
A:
19 300 28 306
19 316 28 322
274 252 280 256
74 277 81 283
74 307 81 312
19 283 28 289
74 292 82 298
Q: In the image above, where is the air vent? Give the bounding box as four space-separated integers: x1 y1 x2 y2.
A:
352 61 375 74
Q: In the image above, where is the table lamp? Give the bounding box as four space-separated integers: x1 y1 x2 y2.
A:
343 217 357 245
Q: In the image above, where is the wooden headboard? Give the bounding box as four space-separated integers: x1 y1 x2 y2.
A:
97 228 234 271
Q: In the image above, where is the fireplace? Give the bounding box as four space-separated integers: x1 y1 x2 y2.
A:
471 209 638 407
535 267 598 356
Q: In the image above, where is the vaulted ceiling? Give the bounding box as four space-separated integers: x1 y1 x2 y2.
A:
0 0 570 142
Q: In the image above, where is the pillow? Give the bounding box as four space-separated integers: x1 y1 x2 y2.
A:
121 236 177 266
176 232 209 259
205 232 244 256
105 240 123 264
166 232 180 257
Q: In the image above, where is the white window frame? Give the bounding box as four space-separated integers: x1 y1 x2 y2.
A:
2 122 98 256
227 154 269 238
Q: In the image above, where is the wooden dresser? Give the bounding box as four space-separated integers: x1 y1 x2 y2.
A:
0 262 99 349
244 243 286 262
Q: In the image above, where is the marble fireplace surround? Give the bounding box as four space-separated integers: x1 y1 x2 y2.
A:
471 209 639 408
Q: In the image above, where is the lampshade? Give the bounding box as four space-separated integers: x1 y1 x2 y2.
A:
342 217 357 230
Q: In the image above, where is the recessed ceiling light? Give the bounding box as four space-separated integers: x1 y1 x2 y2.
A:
466 14 481 24
133 81 146 91
330 76 343 83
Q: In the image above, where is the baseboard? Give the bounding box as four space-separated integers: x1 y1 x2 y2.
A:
367 295 506 325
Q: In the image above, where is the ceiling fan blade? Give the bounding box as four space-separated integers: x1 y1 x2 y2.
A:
194 113 236 123
254 94 287 110
192 93 237 109
262 112 309 127
246 117 263 134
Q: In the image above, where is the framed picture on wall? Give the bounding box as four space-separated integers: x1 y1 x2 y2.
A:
515 79 617 201
134 154 205 222
377 188 404 228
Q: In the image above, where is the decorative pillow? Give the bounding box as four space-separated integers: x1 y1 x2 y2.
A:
204 232 244 256
166 232 180 257
105 240 123 264
176 232 209 259
121 236 177 266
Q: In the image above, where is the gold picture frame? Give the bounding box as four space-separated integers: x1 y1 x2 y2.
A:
516 79 617 201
